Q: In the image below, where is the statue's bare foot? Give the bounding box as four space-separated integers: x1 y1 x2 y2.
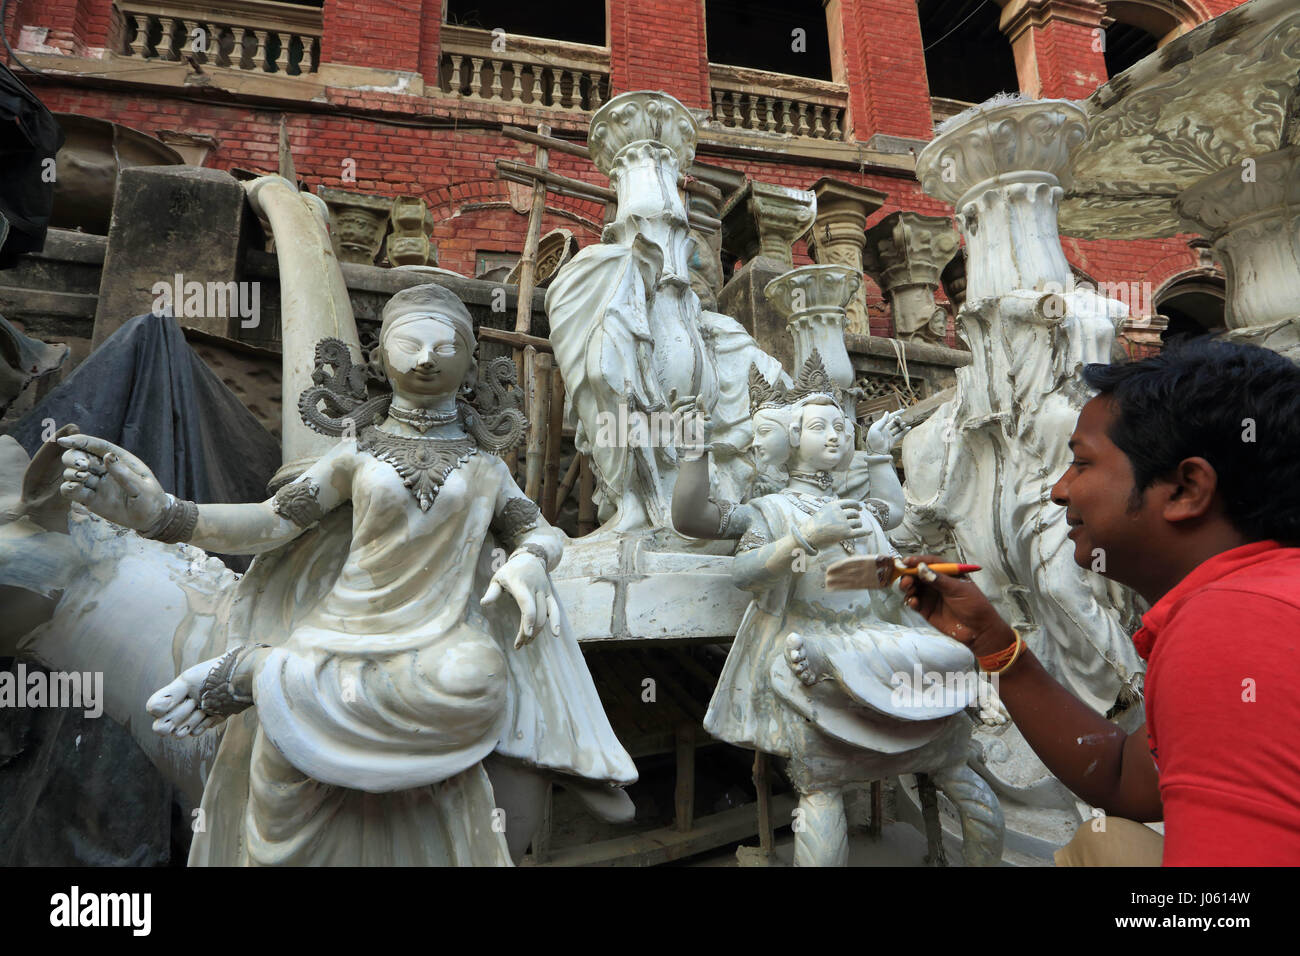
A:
785 632 829 687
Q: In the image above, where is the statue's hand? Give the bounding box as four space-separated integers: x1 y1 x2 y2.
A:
800 498 869 550
668 388 712 458
865 410 910 455
481 551 561 649
146 657 225 738
57 434 167 531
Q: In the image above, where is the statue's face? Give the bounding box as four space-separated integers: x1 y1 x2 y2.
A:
751 407 792 467
382 316 471 399
793 402 848 473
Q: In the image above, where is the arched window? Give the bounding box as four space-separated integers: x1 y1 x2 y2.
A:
445 0 607 47
1101 1 1201 78
705 0 833 80
1155 271 1226 345
918 0 1019 103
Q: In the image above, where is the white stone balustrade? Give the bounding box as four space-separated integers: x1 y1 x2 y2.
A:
438 25 609 112
707 63 848 141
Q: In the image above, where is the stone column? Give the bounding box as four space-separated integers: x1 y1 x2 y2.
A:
764 265 860 390
93 166 260 348
717 180 817 374
861 211 960 344
1176 145 1300 356
805 177 886 336
915 98 1086 301
317 186 393 265
1000 0 1108 100
387 195 436 267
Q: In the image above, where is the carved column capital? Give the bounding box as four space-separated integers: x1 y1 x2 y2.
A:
1177 145 1300 330
764 264 860 389
318 186 394 265
803 177 886 335
862 212 960 343
720 180 817 269
917 98 1087 300
998 0 1106 44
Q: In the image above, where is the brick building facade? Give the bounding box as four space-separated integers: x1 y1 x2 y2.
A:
4 0 1248 346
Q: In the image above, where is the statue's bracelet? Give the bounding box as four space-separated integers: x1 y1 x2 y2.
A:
143 493 199 544
198 644 269 717
510 543 551 568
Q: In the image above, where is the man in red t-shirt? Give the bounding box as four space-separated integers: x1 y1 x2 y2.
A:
895 339 1300 866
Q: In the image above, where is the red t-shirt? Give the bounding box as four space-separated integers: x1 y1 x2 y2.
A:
1132 540 1300 866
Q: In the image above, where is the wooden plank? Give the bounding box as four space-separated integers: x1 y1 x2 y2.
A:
477 325 553 354
674 722 696 833
536 794 798 867
514 123 551 336
754 751 774 854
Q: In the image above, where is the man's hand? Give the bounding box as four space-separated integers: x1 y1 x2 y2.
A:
897 554 1015 655
481 551 562 649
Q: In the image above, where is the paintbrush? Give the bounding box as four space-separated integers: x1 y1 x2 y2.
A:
824 554 981 591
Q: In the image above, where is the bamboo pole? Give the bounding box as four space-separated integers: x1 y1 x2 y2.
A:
542 366 564 522
525 349 551 503
554 454 581 513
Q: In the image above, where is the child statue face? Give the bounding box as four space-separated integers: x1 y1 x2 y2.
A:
751 407 793 468
382 315 472 399
792 402 849 473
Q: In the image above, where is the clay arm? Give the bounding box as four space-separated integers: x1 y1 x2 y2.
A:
858 411 909 531
670 450 753 540
482 478 565 648
897 557 1162 821
732 500 867 592
181 444 354 555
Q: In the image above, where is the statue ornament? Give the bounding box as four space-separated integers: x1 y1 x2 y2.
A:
678 351 1006 866
55 282 636 866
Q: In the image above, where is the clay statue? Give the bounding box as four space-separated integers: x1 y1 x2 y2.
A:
677 353 1004 866
55 283 636 866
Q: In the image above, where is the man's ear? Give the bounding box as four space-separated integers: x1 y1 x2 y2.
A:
1162 456 1219 523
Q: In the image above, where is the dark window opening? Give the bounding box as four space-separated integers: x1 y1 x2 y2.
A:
1102 21 1159 79
445 1 607 47
919 0 1019 103
705 0 832 81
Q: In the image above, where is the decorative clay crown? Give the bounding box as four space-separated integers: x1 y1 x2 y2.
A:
748 364 790 416
788 349 838 405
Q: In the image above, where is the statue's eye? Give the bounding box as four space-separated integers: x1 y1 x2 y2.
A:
436 345 458 356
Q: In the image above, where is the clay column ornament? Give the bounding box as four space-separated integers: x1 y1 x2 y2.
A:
805 177 887 336
862 211 960 344
764 264 861 390
317 185 393 265
1176 146 1300 358
720 179 817 270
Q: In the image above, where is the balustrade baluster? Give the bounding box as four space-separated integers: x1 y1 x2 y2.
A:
746 94 759 130
449 54 464 94
796 103 810 136
510 64 523 102
764 96 776 132
729 91 742 126
568 70 581 109
829 108 843 140
128 14 150 57
157 16 178 60
470 57 485 97
589 72 604 109
490 60 503 99
780 100 793 134
548 68 562 108
813 105 826 138
251 28 268 71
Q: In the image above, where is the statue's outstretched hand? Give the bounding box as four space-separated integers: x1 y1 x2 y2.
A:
865 410 910 455
57 434 167 531
481 551 561 649
146 657 226 738
668 388 713 459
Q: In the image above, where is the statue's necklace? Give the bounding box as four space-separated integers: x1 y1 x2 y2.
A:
358 425 477 512
787 470 833 492
780 488 856 554
386 403 460 433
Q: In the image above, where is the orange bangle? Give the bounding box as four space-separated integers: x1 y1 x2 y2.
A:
978 628 1024 674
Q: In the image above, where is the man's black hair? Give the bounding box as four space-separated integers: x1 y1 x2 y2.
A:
1081 339 1300 546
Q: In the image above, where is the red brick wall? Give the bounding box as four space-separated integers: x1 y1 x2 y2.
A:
608 0 709 109
322 0 427 74
1032 17 1108 99
836 0 933 142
